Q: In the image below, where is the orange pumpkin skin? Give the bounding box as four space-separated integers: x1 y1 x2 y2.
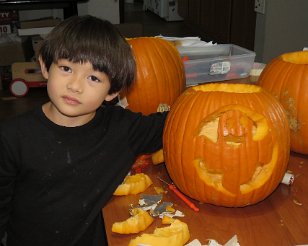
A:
163 83 290 207
259 51 308 154
119 37 185 115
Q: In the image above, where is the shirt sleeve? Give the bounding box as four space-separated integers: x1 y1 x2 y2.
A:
0 127 18 240
127 111 168 155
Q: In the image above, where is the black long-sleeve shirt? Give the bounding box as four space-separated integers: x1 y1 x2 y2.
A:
0 105 167 246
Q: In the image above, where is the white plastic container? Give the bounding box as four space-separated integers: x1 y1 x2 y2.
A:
178 44 256 86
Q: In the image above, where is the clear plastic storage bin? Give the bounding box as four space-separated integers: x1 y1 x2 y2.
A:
178 44 256 86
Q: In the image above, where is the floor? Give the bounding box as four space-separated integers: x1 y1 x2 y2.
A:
0 1 196 121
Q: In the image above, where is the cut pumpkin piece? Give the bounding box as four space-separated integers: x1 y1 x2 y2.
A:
161 216 175 225
151 148 164 165
112 208 154 234
113 173 153 196
128 219 190 246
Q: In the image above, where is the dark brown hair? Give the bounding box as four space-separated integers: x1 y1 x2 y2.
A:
38 15 136 94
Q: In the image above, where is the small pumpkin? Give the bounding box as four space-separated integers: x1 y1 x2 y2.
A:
113 173 153 196
112 208 154 234
128 219 190 246
259 50 308 154
119 37 186 115
163 83 290 207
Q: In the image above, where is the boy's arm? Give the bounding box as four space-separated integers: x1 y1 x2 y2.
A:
128 111 168 156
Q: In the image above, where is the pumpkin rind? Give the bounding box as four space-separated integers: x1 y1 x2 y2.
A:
113 173 153 196
259 50 308 154
151 148 164 165
128 219 190 246
163 83 290 207
112 208 154 234
119 37 186 115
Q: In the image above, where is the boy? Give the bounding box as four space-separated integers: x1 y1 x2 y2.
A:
0 15 166 246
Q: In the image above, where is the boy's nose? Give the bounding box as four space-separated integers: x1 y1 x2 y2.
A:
67 79 83 93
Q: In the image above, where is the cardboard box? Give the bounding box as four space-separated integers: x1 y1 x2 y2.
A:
0 35 33 66
18 17 60 36
20 17 61 29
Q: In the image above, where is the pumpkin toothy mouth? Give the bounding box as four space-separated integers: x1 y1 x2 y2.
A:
194 143 278 195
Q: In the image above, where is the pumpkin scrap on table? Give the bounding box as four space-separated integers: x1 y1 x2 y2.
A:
163 83 290 207
111 208 154 234
128 219 190 246
151 148 165 165
113 173 153 196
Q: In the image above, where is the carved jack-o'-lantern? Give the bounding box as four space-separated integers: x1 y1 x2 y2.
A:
163 83 290 207
259 50 308 154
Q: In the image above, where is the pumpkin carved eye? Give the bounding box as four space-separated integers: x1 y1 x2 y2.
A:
163 83 290 207
198 105 268 144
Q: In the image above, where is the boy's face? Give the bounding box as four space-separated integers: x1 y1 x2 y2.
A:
39 58 118 126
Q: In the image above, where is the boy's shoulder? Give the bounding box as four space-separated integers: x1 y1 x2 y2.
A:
0 107 40 132
100 104 141 118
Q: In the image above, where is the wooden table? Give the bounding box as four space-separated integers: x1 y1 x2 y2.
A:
103 152 308 245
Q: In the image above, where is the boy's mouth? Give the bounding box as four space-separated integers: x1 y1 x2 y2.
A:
62 95 81 105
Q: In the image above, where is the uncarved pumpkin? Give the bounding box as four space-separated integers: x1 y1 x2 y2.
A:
163 83 290 207
119 37 186 115
259 50 308 154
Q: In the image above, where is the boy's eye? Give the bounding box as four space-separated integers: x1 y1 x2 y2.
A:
88 75 101 83
60 66 72 73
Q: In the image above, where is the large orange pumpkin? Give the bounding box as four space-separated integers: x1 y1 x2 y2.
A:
259 50 308 154
163 83 290 207
119 37 186 115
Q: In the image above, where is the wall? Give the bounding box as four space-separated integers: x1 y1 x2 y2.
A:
18 0 120 24
254 0 308 63
78 0 120 24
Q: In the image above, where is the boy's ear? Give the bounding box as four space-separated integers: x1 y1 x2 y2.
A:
38 56 49 80
105 92 119 102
